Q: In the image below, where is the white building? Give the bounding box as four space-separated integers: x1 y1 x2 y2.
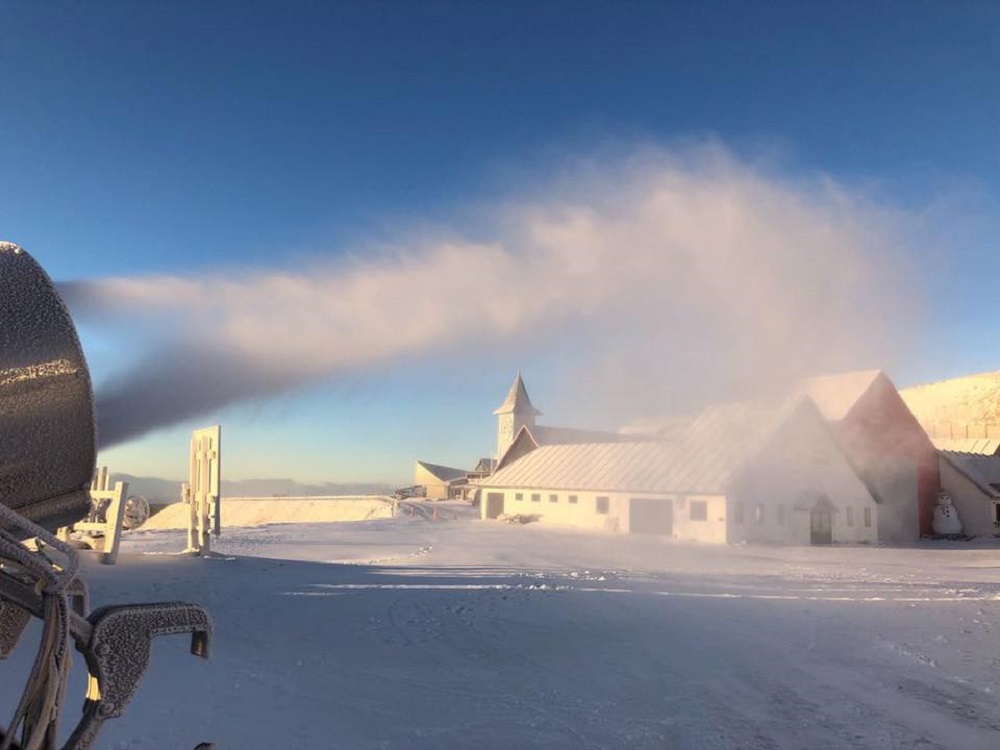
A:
480 393 878 545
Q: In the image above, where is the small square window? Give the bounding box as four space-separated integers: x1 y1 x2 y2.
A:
689 500 708 522
596 496 609 514
549 494 558 503
531 493 541 503
846 507 854 527
864 507 872 528
515 493 523 502
568 495 578 504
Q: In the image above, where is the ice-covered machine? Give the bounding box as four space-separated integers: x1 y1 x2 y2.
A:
0 242 212 749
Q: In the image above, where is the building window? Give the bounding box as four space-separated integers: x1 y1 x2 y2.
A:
569 495 578 504
596 496 609 514
549 494 558 503
755 505 765 524
733 502 744 524
515 493 523 502
777 504 786 526
864 507 872 528
846 507 854 527
531 493 541 503
689 500 708 522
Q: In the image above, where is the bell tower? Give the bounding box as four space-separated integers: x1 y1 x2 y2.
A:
494 372 542 462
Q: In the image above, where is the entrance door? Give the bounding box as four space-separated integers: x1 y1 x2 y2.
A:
629 498 673 534
484 492 505 520
810 495 833 545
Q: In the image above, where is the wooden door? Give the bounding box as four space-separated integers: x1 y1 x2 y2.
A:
810 495 833 545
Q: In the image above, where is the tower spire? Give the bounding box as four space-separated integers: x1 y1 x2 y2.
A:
493 371 542 416
494 372 541 462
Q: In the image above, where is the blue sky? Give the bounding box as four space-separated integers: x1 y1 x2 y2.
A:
2 2 998 484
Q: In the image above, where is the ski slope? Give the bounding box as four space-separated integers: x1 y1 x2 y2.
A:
5 505 1000 749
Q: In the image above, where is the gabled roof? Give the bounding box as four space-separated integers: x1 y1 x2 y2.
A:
415 461 467 483
485 396 812 495
493 372 542 416
801 369 883 422
472 457 497 474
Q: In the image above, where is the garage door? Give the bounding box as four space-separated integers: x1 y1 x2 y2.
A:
629 498 673 534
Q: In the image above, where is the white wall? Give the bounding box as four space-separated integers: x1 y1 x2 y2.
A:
729 404 878 545
672 495 727 543
939 458 997 538
476 487 650 532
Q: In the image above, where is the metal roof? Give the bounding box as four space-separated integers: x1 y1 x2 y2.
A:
485 397 809 494
415 461 467 483
930 438 1000 456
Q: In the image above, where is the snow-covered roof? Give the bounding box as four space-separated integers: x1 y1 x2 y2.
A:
801 369 883 422
485 397 809 494
415 461 467 483
929 438 1000 456
493 372 542 416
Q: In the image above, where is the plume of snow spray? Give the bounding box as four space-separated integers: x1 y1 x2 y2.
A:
60 144 916 447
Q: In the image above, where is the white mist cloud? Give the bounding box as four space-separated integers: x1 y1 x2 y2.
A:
61 143 918 447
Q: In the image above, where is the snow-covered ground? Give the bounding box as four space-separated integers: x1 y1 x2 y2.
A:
6 504 1000 749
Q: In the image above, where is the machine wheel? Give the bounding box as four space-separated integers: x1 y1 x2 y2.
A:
122 496 150 530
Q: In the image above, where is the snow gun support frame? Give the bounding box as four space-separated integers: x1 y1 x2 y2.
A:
0 242 213 750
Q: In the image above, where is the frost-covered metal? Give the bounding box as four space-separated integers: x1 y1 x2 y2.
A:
0 242 95 532
0 243 213 749
186 425 222 555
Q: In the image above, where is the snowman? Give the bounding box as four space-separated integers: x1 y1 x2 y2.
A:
932 491 963 536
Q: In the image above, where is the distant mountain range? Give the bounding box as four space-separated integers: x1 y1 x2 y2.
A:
110 474 393 504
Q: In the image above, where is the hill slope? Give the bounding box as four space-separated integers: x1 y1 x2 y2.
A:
899 371 1000 432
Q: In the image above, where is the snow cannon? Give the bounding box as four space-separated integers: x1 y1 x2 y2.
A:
0 241 95 534
0 242 214 750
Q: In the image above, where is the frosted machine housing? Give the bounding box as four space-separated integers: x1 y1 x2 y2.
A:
0 242 95 533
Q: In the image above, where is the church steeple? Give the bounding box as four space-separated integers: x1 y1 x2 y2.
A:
494 372 541 461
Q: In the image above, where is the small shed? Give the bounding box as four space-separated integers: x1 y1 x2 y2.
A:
413 461 467 500
939 452 1000 537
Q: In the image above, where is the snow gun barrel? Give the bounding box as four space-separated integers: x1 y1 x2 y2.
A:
0 241 95 534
